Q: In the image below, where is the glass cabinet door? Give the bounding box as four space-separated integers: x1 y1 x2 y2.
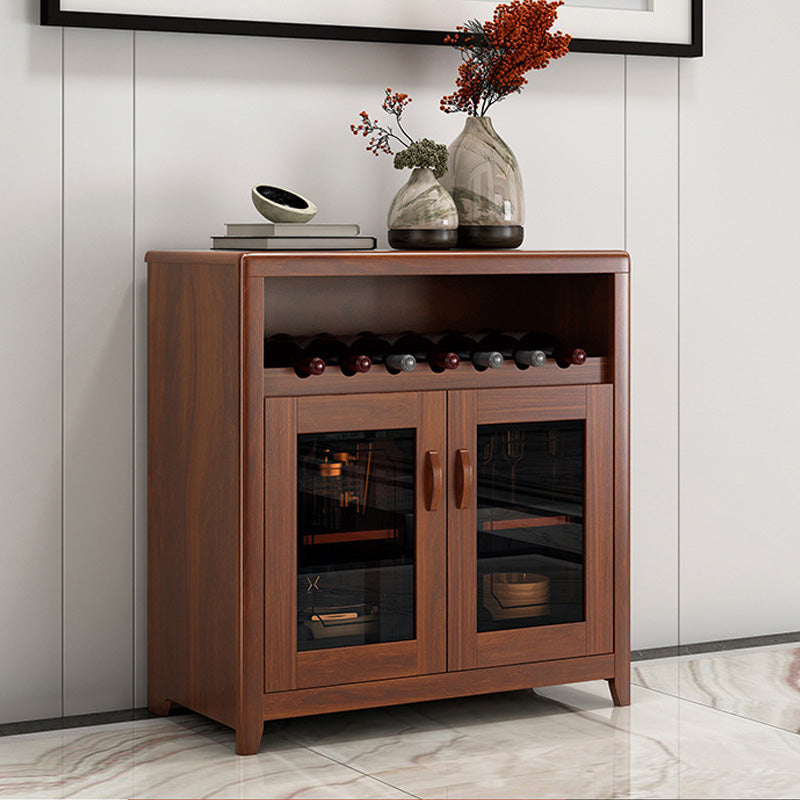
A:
448 385 614 672
476 419 585 634
265 392 447 692
297 427 416 651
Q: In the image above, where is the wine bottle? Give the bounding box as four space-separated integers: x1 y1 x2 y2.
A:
349 332 417 374
514 331 587 368
392 332 460 373
264 335 325 378
302 334 372 376
436 332 503 371
476 331 546 368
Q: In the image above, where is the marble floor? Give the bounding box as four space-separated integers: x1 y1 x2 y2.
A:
0 644 799 799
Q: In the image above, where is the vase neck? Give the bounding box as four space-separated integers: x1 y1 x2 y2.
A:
406 167 437 184
464 116 496 136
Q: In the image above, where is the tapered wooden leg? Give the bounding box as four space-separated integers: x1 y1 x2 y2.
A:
148 697 173 716
235 720 264 755
607 675 630 706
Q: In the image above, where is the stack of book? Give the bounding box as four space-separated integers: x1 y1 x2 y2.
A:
211 222 376 251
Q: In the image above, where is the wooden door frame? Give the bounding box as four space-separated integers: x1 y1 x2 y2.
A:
447 385 615 672
264 391 447 692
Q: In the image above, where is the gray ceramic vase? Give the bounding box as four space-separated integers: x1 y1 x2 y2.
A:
440 116 524 249
387 168 458 250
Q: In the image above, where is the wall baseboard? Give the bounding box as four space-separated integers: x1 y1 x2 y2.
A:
0 706 188 738
631 630 800 662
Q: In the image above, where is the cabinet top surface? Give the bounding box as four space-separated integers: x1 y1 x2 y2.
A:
145 250 630 277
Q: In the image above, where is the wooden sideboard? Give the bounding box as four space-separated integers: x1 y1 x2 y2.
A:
146 250 630 755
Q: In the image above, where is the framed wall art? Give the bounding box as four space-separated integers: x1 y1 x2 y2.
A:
41 0 702 58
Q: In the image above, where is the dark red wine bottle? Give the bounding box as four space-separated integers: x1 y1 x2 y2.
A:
349 332 417 374
477 331 546 368
436 332 503 371
392 332 459 373
515 331 587 368
264 335 325 378
302 335 372 376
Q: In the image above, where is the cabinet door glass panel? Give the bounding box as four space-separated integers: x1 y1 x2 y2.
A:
297 429 415 651
477 420 584 632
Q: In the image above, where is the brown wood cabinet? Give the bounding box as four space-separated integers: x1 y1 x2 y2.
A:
147 250 630 755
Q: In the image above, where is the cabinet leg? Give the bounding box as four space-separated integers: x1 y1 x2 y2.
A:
235 721 264 756
607 676 630 707
148 697 173 716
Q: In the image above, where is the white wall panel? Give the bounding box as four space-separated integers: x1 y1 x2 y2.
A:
679 0 800 643
625 57 679 650
0 0 64 723
14 0 800 723
62 27 134 715
131 34 623 253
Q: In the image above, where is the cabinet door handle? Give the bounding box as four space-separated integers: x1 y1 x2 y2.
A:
455 449 473 509
424 450 442 512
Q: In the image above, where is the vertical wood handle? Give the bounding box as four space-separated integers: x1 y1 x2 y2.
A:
424 450 442 512
455 449 472 509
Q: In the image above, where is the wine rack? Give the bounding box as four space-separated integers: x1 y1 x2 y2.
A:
147 249 630 755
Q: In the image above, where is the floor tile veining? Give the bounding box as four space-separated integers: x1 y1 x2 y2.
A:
1 644 799 799
633 642 800 733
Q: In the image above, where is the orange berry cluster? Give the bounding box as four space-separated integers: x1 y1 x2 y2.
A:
382 89 412 117
440 0 570 117
350 110 393 156
350 88 415 156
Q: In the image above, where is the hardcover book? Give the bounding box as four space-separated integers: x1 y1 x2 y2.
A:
211 235 376 251
224 222 360 237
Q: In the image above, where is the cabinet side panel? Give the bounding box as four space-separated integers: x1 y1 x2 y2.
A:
611 273 631 703
148 262 240 727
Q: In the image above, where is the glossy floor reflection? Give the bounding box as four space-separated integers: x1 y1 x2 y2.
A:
0 645 798 799
633 641 800 733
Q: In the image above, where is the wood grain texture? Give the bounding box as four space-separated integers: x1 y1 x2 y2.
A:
262 275 615 359
586 384 615 656
424 450 442 512
145 250 630 274
263 655 616 721
145 249 630 750
476 623 587 668
609 273 631 706
447 391 478 672
297 642 420 689
239 275 267 753
243 251 630 277
147 261 240 729
263 397 296 695
290 392 447 688
476 385 587 423
145 250 243 265
266 358 609 398
296 392 418 433
416 392 448 675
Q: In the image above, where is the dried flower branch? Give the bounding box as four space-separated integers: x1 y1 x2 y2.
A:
350 88 449 177
440 0 570 117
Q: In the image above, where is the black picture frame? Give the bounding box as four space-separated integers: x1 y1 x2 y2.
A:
41 0 702 58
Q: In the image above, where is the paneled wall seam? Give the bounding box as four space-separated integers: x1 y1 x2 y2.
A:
623 55 627 252
676 58 682 652
60 24 66 719
131 30 137 712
